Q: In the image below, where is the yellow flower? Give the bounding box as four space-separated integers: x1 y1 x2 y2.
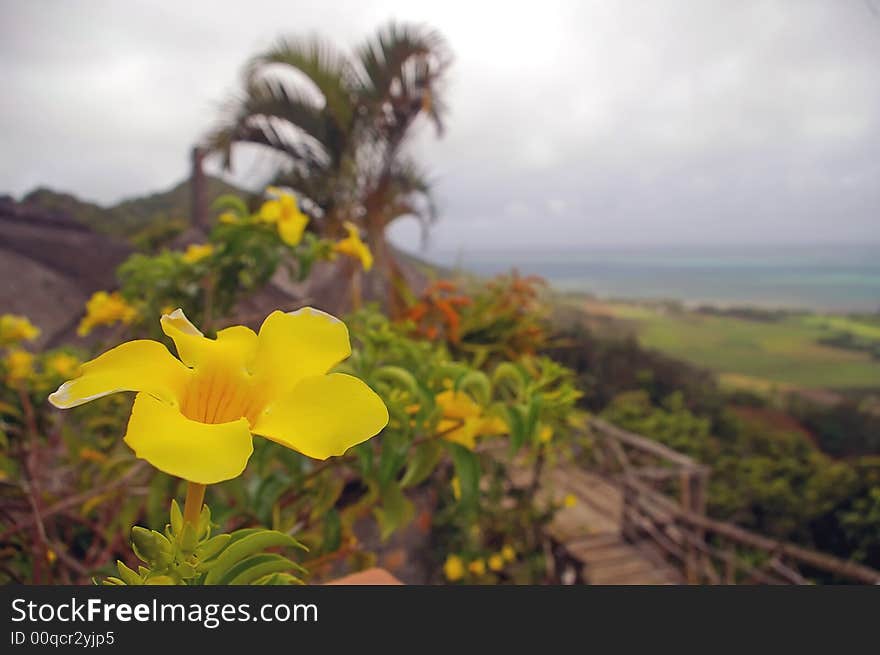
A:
77 291 137 336
434 390 507 450
334 221 373 271
539 424 553 443
501 545 516 562
218 211 239 225
564 494 577 508
45 352 80 378
451 476 461 501
50 307 389 484
488 554 505 572
443 555 465 582
468 559 486 576
5 349 35 384
46 549 57 565
258 189 309 246
181 243 214 264
0 314 41 346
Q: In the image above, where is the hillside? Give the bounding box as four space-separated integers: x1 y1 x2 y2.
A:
572 297 880 393
21 176 244 238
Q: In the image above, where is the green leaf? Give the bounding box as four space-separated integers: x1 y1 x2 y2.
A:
210 194 249 217
169 499 183 536
457 371 491 406
253 572 305 585
373 481 414 541
504 405 527 453
524 395 542 445
224 554 303 585
374 366 419 396
195 534 232 562
116 561 142 586
400 441 443 489
130 528 173 567
203 530 306 584
449 443 480 511
492 362 525 395
322 508 342 553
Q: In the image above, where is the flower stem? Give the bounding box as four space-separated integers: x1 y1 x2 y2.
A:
183 482 206 528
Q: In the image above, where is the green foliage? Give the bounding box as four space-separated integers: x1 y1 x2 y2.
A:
104 501 307 585
600 389 880 567
116 193 333 335
606 301 880 390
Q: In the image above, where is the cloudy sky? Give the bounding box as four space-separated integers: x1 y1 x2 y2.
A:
2 0 879 251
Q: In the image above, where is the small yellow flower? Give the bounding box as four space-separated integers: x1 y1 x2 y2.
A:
501 545 516 562
451 476 461 501
564 494 577 508
334 221 373 271
45 352 80 378
77 291 137 336
434 390 507 450
181 243 214 264
0 314 41 346
5 349 34 384
218 211 239 225
488 554 505 572
51 307 388 484
468 559 486 576
46 548 57 565
258 188 309 246
443 554 465 582
404 403 421 415
539 424 553 443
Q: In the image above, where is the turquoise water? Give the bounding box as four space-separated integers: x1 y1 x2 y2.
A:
424 244 880 313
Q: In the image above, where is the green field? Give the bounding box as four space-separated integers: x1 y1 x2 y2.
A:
602 303 880 390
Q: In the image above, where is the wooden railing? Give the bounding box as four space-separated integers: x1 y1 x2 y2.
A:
589 418 880 585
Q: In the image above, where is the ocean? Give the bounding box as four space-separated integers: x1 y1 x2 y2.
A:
421 243 880 313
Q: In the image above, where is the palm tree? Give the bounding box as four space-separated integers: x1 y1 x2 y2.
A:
205 22 451 312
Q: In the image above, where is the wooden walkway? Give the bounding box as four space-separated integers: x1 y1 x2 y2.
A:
502 418 880 585
508 457 681 584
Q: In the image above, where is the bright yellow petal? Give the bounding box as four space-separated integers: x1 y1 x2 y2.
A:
435 390 482 420
124 393 253 484
258 199 281 223
160 309 257 370
359 244 373 271
48 340 190 409
277 211 308 246
252 308 351 397
252 373 388 460
439 418 479 450
479 415 508 436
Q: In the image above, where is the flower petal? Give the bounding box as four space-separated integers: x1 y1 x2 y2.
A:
252 373 388 460
277 211 308 246
48 340 190 409
258 199 281 223
160 309 257 370
124 393 253 484
252 308 351 396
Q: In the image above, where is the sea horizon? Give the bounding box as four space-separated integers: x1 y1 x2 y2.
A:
417 242 880 314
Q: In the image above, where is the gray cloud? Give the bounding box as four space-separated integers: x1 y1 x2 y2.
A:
1 0 879 251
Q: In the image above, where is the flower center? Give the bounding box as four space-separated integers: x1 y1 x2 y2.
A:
178 365 265 426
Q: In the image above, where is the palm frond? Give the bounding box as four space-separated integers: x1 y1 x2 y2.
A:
246 36 355 130
353 22 451 135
